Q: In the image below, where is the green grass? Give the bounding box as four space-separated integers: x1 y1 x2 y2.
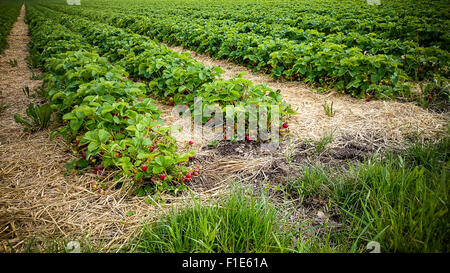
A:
314 133 334 154
322 101 335 117
127 188 293 253
288 137 449 252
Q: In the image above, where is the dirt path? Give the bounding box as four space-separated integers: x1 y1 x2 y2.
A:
169 45 449 148
0 6 168 252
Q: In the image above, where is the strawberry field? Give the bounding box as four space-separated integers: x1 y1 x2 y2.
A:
25 3 295 196
0 0 448 255
36 0 449 99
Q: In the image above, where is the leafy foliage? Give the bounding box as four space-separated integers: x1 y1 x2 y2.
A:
26 7 196 195
32 4 295 134
14 103 53 131
39 0 449 99
0 0 21 54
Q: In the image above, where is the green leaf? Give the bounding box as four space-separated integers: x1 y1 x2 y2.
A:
152 166 165 174
137 152 151 159
14 114 32 127
70 119 83 131
88 142 100 153
76 159 88 169
98 129 110 143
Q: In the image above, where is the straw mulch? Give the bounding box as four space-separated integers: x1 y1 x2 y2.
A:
169 45 449 149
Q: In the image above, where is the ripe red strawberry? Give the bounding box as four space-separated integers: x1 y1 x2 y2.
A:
253 62 257 66
141 165 148 172
418 69 423 73
115 153 120 158
169 102 175 106
149 146 156 152
183 177 191 182
75 141 80 147
189 156 194 160
245 135 252 141
365 97 371 102
122 115 128 119
282 123 289 128
160 174 166 180
193 169 200 175
188 140 194 145
186 172 192 179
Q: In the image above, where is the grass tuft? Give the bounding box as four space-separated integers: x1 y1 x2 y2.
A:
128 188 292 253
288 137 449 252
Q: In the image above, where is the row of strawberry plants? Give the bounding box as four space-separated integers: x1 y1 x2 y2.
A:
212 20 448 80
58 0 448 50
50 0 448 83
160 0 450 50
0 0 22 54
43 3 412 98
26 6 197 196
108 2 448 53
259 2 447 49
33 4 295 128
106 10 448 81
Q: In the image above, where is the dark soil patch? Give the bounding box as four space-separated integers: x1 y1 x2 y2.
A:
321 141 372 163
204 139 266 157
293 135 387 166
192 134 389 191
